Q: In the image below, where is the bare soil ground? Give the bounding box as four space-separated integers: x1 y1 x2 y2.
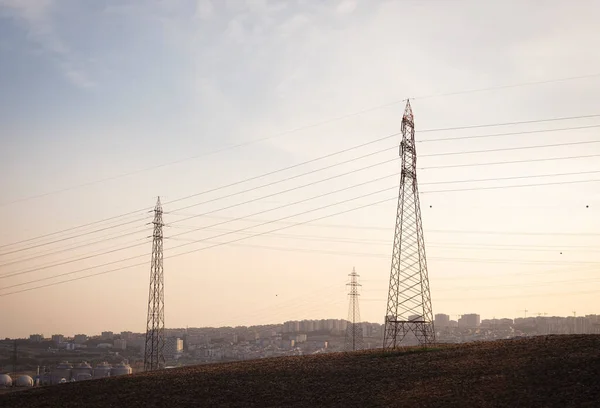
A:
2 335 600 407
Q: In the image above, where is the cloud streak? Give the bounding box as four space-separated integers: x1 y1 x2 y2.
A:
0 0 95 88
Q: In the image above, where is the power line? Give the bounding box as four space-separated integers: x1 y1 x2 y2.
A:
5 171 598 279
0 184 400 290
166 167 600 230
0 237 151 280
0 174 398 281
437 288 600 302
426 227 600 236
419 124 600 143
0 210 149 251
0 133 399 251
163 136 400 206
2 176 600 295
168 148 398 215
0 228 148 269
166 229 598 252
162 143 600 225
163 237 599 265
0 216 151 257
422 169 600 186
418 114 600 134
5 70 599 207
412 73 600 101
420 153 600 171
421 140 600 158
167 171 600 246
4 117 598 251
4 136 594 255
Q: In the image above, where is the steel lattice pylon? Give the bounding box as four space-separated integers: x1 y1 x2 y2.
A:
383 100 435 350
344 267 364 351
144 197 165 371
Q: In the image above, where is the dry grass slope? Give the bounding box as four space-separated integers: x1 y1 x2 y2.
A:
3 335 600 407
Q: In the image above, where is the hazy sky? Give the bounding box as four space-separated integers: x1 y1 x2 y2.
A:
1 0 599 338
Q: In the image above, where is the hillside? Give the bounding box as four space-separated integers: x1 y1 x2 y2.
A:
2 335 600 407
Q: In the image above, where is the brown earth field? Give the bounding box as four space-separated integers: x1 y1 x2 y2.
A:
2 335 600 407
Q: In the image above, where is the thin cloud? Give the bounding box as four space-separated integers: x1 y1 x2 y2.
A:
0 0 96 89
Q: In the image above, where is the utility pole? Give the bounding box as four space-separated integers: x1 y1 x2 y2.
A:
344 267 364 351
144 197 166 371
383 100 435 350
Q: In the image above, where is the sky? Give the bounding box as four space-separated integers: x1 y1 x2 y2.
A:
1 0 600 338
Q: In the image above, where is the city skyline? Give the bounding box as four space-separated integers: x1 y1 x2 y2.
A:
6 310 597 339
1 0 600 339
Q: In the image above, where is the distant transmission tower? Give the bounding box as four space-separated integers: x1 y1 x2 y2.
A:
383 100 435 350
344 267 364 351
144 197 166 371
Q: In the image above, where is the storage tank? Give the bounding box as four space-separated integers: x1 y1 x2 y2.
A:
52 361 73 384
71 361 93 381
93 362 112 379
0 374 12 388
110 362 132 376
15 375 34 387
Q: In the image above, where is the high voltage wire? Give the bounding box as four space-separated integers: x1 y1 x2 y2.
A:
419 123 600 143
1 176 600 295
3 115 598 250
1 173 400 280
163 237 600 266
437 276 600 292
166 147 398 215
3 68 598 208
164 117 600 207
421 140 600 158
0 215 151 257
436 288 600 302
2 222 147 264
170 214 598 237
0 227 149 269
166 229 598 252
0 210 150 250
167 166 600 229
0 236 151 280
362 264 599 284
0 132 400 250
419 153 600 170
418 113 600 133
7 139 592 259
9 220 596 283
411 73 600 101
168 141 600 220
3 169 599 277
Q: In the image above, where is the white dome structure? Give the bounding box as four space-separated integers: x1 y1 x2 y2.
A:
15 375 34 387
0 374 12 387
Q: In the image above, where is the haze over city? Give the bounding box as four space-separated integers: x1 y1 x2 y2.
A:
1 0 600 342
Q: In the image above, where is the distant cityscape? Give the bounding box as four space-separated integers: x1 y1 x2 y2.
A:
2 311 599 388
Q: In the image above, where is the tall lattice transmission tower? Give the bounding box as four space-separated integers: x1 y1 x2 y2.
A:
383 100 435 350
144 196 166 371
344 267 364 351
